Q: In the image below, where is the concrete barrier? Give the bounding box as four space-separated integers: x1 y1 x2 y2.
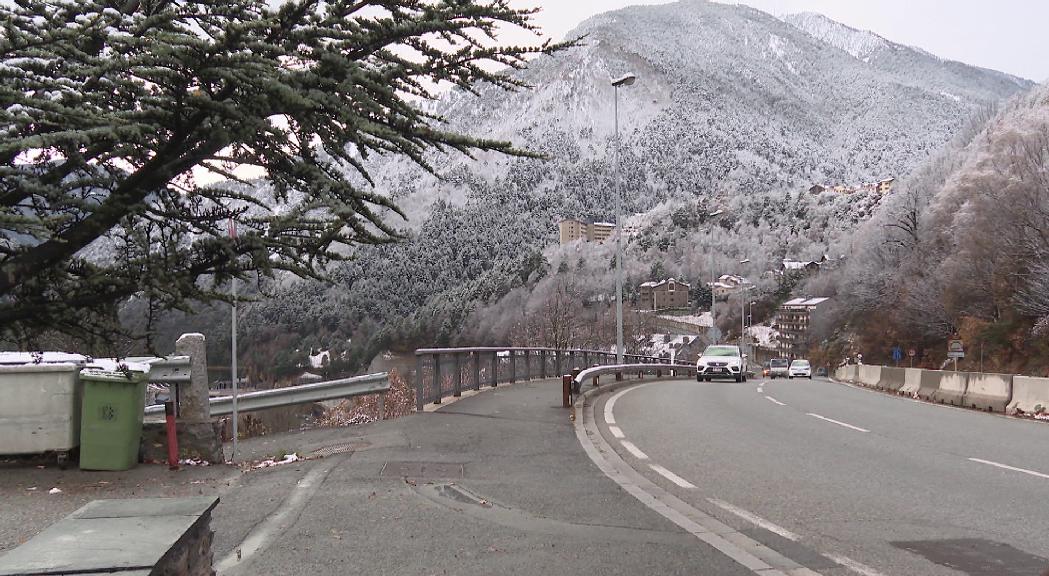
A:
963 372 1013 412
857 365 881 387
929 371 969 406
901 368 922 396
838 365 858 382
1007 376 1049 415
878 367 906 392
917 370 941 401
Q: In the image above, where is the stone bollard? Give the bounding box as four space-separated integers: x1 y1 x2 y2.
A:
142 334 223 463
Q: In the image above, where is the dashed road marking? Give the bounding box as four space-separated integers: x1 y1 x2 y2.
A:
968 457 1049 480
707 498 800 541
620 439 649 460
764 395 786 406
649 464 695 488
609 425 625 439
806 413 869 433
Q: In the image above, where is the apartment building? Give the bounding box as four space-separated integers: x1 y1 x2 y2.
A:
559 219 616 244
773 297 830 357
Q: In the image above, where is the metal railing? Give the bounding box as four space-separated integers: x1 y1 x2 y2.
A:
145 372 390 418
414 347 670 410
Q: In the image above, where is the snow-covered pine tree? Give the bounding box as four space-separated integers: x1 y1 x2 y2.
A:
0 0 571 347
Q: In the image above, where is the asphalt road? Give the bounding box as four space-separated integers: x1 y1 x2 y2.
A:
598 376 1049 576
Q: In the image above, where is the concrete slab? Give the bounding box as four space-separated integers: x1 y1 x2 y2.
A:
0 497 217 576
73 495 218 519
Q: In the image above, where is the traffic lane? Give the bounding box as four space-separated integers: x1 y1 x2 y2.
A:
606 379 1049 575
761 376 1049 477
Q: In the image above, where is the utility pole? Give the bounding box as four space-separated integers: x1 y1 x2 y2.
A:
228 218 239 463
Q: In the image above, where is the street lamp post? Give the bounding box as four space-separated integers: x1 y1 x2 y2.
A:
739 259 750 356
704 211 724 345
612 73 636 365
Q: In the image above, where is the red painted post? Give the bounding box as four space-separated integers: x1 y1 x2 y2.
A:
164 401 179 471
562 375 572 408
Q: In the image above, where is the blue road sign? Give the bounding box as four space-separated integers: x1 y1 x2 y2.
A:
891 346 903 362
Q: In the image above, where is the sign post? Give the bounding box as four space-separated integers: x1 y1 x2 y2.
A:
907 348 916 368
947 339 965 372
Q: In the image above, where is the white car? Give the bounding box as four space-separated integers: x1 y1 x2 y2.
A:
696 345 748 383
789 359 812 379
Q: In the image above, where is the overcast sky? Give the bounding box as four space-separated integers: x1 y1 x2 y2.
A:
507 0 1049 82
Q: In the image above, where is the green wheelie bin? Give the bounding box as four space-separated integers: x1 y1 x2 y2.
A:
79 369 148 471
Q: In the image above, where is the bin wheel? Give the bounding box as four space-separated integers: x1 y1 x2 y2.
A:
56 451 69 470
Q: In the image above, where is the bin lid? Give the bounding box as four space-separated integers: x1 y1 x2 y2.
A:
0 362 81 374
79 368 149 383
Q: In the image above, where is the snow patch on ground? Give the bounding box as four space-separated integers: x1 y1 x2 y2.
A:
309 349 330 369
659 312 713 328
747 325 780 348
782 12 888 61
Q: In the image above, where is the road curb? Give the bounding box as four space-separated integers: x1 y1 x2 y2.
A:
571 379 825 575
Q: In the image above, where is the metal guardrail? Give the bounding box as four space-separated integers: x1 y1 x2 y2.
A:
125 356 192 384
414 346 671 410
144 372 390 417
573 363 697 390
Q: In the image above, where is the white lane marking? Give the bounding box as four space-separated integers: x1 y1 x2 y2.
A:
806 413 869 433
707 498 800 541
968 458 1049 480
823 553 888 576
764 395 786 406
649 464 696 488
757 386 764 393
604 386 635 425
619 439 649 460
608 425 625 439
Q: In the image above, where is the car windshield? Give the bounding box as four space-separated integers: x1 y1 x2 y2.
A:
770 359 789 366
791 360 809 367
703 346 739 357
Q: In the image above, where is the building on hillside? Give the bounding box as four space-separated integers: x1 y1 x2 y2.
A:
638 278 690 310
808 184 827 195
709 274 752 299
877 177 895 194
559 219 616 244
773 297 830 357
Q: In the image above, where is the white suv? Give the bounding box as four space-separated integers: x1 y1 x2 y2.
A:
696 345 748 383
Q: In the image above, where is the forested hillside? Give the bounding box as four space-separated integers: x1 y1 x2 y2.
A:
148 1 1033 378
807 83 1049 373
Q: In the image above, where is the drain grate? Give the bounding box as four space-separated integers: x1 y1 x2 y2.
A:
310 441 368 458
380 461 464 479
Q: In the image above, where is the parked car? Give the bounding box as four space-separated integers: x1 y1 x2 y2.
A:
816 367 828 377
762 361 771 378
768 358 790 379
789 359 812 379
695 345 748 383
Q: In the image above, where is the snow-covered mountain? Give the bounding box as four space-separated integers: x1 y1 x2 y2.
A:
244 0 1032 362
